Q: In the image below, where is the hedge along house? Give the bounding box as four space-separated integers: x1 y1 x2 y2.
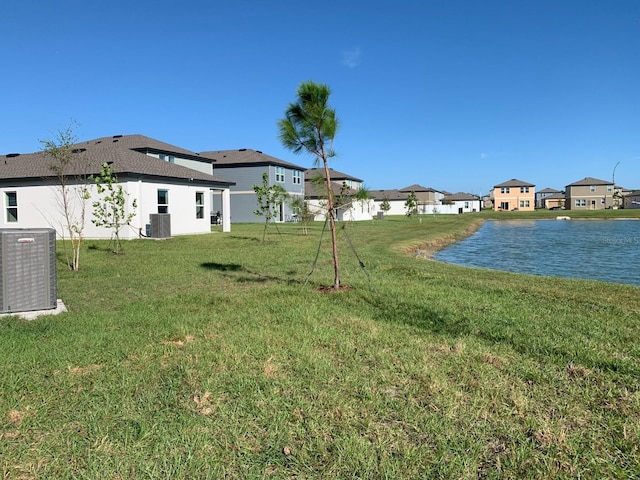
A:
0 134 235 238
199 149 306 223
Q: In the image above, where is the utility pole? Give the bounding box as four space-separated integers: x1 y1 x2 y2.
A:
612 161 621 209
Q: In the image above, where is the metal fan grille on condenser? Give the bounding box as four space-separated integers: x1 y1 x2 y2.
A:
0 228 57 313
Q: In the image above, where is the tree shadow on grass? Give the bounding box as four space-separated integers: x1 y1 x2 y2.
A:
200 262 300 286
200 262 243 272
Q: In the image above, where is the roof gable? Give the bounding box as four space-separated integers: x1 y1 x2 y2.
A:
443 192 480 201
493 178 535 188
566 176 612 187
399 184 438 192
304 168 363 183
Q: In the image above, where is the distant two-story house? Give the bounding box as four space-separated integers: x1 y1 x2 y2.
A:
492 179 535 211
535 187 561 209
0 134 235 238
398 184 445 213
565 177 614 210
306 168 364 191
304 168 373 221
199 149 306 223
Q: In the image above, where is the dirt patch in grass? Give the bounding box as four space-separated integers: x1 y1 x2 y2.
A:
162 335 197 347
7 410 24 425
316 285 354 293
67 364 102 376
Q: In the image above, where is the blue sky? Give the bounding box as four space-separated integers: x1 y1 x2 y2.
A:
2 0 639 195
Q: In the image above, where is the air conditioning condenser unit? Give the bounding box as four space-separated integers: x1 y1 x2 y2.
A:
0 228 57 313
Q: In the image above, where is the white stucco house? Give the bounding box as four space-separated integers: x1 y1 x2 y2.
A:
441 192 481 213
370 189 410 216
304 168 374 221
0 134 235 239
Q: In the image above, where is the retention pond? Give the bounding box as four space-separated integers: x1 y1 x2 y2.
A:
433 219 640 286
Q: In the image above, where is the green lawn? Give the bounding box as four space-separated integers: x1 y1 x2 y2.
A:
2 210 639 478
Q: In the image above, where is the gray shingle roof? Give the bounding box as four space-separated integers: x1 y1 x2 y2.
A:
566 176 612 187
199 149 305 170
538 187 560 194
443 192 479 201
78 134 208 161
370 189 409 201
399 184 439 192
493 178 535 188
546 192 565 199
305 181 360 199
304 168 363 183
1 134 234 187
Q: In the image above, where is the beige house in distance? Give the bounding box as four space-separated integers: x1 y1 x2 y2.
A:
565 177 614 210
398 184 444 206
492 179 535 211
543 192 566 209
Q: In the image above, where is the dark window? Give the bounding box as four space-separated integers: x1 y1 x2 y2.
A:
6 191 17 222
196 192 204 219
158 189 169 213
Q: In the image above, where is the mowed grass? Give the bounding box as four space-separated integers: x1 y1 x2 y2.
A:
1 210 640 478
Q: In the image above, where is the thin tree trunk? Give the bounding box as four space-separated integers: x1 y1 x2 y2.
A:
322 159 340 288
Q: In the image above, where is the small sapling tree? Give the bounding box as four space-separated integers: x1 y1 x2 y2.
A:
380 196 391 217
289 195 313 235
253 172 289 241
40 123 90 271
90 162 137 254
404 191 418 217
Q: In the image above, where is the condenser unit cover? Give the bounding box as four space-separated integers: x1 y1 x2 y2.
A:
149 213 171 238
0 228 57 313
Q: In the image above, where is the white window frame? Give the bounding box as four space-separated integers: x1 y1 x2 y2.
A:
292 170 301 185
275 166 285 183
5 191 17 222
158 189 169 213
195 191 205 219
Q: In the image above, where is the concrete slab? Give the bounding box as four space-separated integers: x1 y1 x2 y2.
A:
0 299 67 320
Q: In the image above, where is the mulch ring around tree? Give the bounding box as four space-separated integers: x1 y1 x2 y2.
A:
316 285 354 293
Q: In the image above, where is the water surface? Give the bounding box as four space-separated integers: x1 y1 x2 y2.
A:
434 219 640 286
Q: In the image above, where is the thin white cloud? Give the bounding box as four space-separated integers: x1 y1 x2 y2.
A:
341 47 361 68
480 153 488 159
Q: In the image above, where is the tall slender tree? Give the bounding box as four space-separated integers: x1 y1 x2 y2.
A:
41 124 89 271
278 81 341 288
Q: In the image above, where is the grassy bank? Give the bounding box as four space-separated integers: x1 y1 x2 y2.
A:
2 211 639 478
